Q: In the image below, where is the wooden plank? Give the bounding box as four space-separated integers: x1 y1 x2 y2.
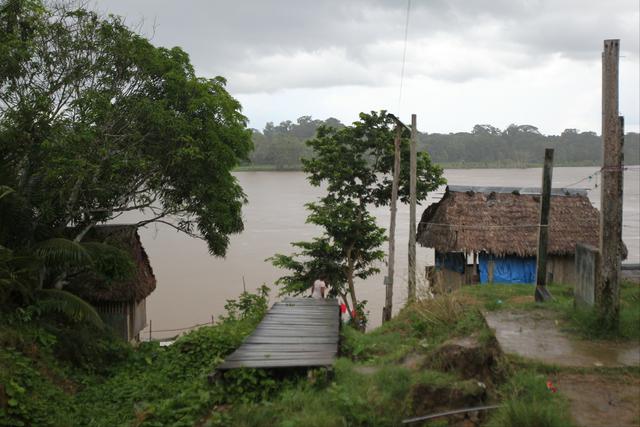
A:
255 322 337 327
264 312 337 316
258 320 338 326
281 298 338 303
223 343 336 353
252 330 336 337
225 352 337 361
257 321 337 327
255 328 336 333
254 326 337 333
244 336 339 344
219 358 334 369
261 316 336 322
274 304 336 308
267 313 337 316
265 311 336 316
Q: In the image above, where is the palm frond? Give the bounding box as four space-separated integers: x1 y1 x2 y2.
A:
0 185 14 200
0 277 32 304
36 289 104 329
0 247 38 304
34 238 92 269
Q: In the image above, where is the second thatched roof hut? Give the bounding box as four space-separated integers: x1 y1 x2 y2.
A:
67 225 156 341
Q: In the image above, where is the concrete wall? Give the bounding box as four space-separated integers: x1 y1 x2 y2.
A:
574 244 600 307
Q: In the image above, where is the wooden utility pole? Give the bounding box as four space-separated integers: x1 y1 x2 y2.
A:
597 39 624 329
408 114 417 302
383 125 402 323
535 148 554 302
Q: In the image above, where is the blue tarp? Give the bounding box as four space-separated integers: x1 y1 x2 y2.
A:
478 253 536 284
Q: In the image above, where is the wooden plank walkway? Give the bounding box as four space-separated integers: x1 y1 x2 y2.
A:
217 297 340 370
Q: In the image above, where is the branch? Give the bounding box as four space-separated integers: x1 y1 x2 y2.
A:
74 220 97 243
138 219 206 242
134 213 167 228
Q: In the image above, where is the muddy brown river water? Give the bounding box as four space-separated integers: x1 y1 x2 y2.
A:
120 167 639 338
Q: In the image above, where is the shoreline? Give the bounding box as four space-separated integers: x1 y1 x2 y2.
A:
234 162 640 172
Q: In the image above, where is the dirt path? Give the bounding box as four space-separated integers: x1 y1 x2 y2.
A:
554 373 640 427
484 309 640 367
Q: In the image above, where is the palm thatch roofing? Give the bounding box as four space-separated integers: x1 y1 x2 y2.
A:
417 185 600 257
67 225 156 303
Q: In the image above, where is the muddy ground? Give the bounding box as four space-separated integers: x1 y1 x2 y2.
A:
554 373 640 427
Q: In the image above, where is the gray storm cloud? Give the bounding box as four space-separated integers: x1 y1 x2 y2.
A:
94 0 638 94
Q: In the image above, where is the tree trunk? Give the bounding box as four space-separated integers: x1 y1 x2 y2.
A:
346 245 361 330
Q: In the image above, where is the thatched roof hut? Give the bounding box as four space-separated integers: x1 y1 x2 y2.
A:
67 225 156 303
417 185 599 257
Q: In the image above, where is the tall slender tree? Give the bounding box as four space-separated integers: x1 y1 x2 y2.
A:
271 111 444 327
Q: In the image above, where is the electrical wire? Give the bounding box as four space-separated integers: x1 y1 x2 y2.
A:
397 0 412 117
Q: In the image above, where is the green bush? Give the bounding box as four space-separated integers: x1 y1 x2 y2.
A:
488 399 572 427
0 287 272 427
486 371 573 427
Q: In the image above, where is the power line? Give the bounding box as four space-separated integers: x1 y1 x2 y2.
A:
562 165 638 190
397 0 412 116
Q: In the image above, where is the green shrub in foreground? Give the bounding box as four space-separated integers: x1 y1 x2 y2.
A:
486 371 574 427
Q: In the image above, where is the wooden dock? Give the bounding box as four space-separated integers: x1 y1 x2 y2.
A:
217 297 340 370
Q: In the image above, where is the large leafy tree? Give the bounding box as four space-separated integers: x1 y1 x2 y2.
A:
0 0 251 257
271 111 445 327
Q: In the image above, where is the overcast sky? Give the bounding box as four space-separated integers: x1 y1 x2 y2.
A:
93 0 639 134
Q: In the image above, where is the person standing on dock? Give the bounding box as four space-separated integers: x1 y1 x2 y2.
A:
311 276 327 299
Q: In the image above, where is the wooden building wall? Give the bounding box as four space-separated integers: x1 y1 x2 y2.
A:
95 299 148 342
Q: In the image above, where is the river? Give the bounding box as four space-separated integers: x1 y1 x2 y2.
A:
132 167 639 337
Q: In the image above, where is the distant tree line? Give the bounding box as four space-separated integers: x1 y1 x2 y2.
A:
246 117 640 169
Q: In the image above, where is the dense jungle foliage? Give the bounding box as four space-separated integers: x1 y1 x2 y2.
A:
247 116 640 169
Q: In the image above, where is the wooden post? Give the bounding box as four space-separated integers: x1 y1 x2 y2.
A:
535 148 554 302
383 125 402 323
408 113 417 302
597 39 623 329
472 251 478 284
148 319 152 341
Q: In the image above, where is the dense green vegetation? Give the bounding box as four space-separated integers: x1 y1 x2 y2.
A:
0 288 271 426
247 117 640 170
1 283 594 426
0 0 252 392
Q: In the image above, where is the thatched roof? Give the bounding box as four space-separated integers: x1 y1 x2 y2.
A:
67 225 156 303
417 185 601 257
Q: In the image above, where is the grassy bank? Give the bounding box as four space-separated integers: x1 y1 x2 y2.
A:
5 282 637 426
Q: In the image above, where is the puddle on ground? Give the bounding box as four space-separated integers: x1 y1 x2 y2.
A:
484 310 640 367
